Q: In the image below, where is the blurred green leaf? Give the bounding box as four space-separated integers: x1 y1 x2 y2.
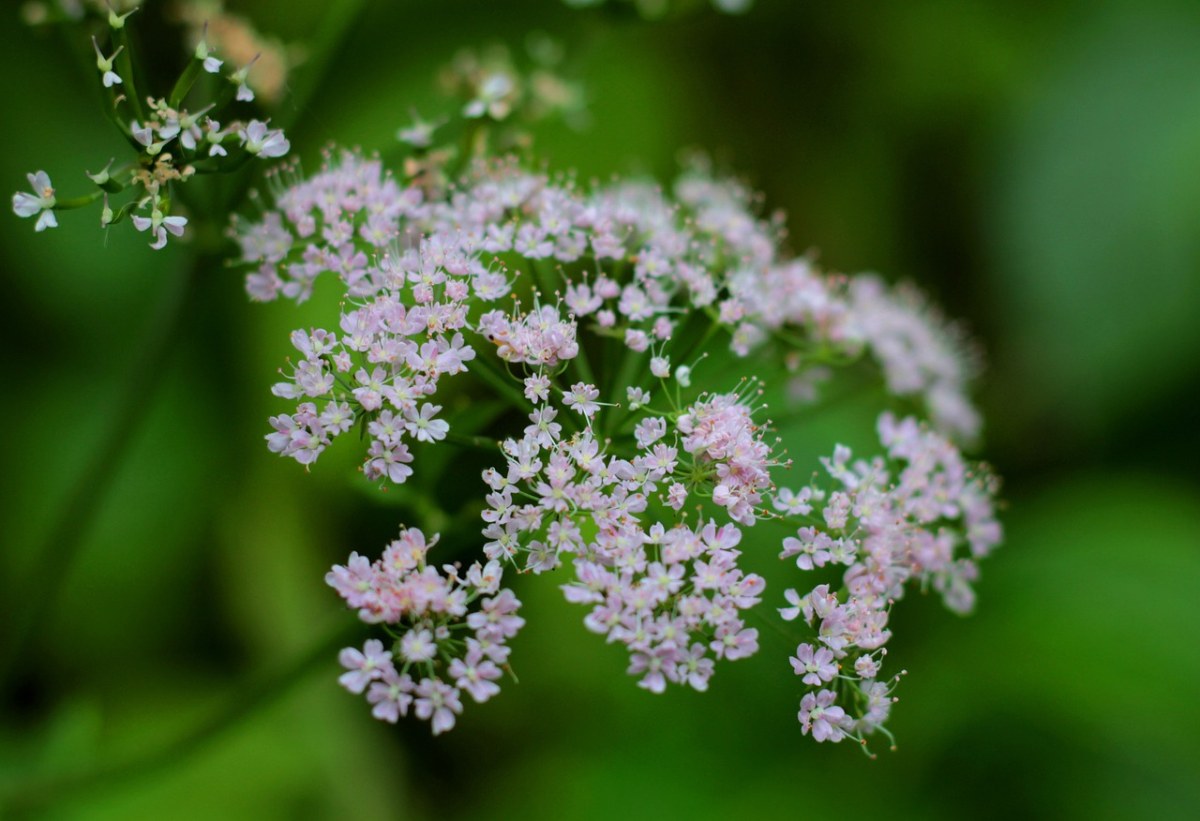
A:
988 6 1200 442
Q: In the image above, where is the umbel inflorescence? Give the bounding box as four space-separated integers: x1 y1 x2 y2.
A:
235 151 1002 750
9 1 1001 754
11 2 288 249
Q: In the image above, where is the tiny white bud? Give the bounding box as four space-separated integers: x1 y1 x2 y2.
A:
87 159 113 185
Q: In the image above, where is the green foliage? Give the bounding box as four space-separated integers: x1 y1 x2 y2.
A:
2 0 1198 818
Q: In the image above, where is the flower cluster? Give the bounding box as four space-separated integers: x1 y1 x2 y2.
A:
12 0 1001 755
847 278 981 442
775 411 1001 748
327 527 524 734
11 8 288 249
174 0 296 106
476 384 775 694
562 519 764 694
480 304 580 367
677 391 775 525
240 153 979 442
440 42 587 127
238 146 1001 742
262 241 480 479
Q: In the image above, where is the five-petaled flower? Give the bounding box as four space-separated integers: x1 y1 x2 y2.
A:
12 171 57 232
239 120 290 158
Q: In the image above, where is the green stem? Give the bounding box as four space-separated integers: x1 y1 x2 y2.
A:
570 338 597 389
0 256 202 690
169 57 203 110
671 311 722 369
469 351 532 414
454 119 488 178
0 619 360 815
445 431 499 452
604 343 649 436
111 25 145 123
52 191 104 210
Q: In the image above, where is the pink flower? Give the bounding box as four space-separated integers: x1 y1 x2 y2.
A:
364 439 414 484
400 627 437 663
338 639 394 694
404 403 449 442
449 645 503 703
790 643 838 687
564 382 600 417
798 689 847 742
712 624 758 660
413 678 463 735
367 668 414 723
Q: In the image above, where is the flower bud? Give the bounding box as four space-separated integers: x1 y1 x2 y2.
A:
108 7 135 29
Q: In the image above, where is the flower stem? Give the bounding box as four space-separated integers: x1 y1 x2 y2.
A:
52 190 105 210
0 255 202 691
168 55 203 110
604 344 649 436
0 619 360 816
445 431 499 452
111 24 145 123
468 349 532 414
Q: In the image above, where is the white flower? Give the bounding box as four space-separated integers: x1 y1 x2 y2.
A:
464 72 515 120
92 36 123 87
12 171 57 232
195 36 223 74
240 120 290 158
231 57 259 102
132 208 188 250
131 120 165 155
205 121 229 157
396 113 440 148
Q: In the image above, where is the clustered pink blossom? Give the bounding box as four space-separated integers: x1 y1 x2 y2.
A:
677 390 777 525
238 150 1002 742
775 411 1001 748
327 527 523 734
847 278 982 441
260 244 481 478
479 387 775 693
479 304 579 367
238 153 979 443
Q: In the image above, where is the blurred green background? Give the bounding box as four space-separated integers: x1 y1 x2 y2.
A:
2 0 1199 818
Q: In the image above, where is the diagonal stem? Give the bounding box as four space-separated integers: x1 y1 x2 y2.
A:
0 255 202 690
1 619 360 815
